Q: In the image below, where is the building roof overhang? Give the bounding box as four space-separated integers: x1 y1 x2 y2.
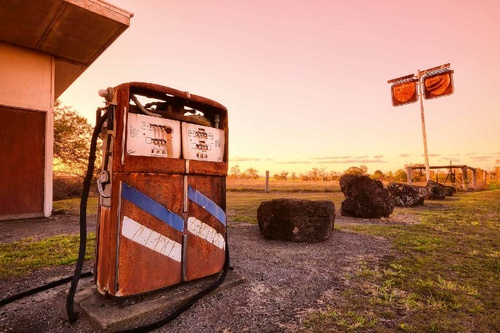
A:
0 0 132 98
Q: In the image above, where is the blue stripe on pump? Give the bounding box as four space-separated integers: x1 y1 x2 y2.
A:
188 185 226 226
121 182 184 232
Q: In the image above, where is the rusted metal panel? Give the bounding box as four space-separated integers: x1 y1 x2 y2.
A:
95 82 228 297
96 173 185 296
115 173 185 296
119 156 186 175
0 107 45 219
188 160 228 176
95 206 116 293
185 176 226 281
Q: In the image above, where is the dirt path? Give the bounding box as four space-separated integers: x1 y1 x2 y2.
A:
0 213 96 244
0 212 406 332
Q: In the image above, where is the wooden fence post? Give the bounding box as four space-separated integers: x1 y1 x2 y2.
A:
265 171 269 193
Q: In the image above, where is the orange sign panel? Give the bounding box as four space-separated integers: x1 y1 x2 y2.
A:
391 80 418 106
423 71 454 99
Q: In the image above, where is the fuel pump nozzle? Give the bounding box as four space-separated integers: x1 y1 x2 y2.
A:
97 171 111 198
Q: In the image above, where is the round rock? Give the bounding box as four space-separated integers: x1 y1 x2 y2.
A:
257 198 335 242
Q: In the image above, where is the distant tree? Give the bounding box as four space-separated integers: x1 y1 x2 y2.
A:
319 165 328 181
394 169 407 182
229 164 241 178
53 100 97 175
491 162 500 187
308 168 322 181
343 166 366 176
299 173 310 181
273 171 289 181
329 171 341 181
372 170 385 181
290 172 297 181
385 171 394 182
243 167 259 179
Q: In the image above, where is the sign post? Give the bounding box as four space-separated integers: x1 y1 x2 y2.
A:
388 63 454 182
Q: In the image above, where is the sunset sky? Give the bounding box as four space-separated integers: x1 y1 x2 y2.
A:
60 0 500 176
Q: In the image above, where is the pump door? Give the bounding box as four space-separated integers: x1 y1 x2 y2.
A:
94 82 228 297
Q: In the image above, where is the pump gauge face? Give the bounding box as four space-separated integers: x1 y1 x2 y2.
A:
182 123 225 162
126 113 181 158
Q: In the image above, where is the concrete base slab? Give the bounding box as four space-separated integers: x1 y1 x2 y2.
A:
75 270 245 332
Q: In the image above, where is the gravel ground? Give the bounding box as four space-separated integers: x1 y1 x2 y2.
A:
0 211 416 332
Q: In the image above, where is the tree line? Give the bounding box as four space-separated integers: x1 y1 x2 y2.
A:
229 164 411 182
229 163 500 188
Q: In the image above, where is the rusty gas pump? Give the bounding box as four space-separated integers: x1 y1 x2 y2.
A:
94 82 228 297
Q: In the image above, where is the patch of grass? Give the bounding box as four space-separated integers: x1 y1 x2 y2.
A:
302 190 500 332
226 191 344 225
0 233 95 278
53 196 98 215
52 197 97 215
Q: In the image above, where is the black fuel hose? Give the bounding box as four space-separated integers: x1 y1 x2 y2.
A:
0 271 93 308
66 111 108 323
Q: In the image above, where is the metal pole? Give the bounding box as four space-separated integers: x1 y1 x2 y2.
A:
418 70 431 182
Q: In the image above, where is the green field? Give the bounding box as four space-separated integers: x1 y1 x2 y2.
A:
301 189 500 332
1 180 498 332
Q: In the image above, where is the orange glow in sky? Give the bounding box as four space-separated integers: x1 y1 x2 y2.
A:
60 0 500 175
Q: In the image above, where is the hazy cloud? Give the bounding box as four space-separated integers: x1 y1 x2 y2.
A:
341 159 387 164
231 157 269 162
311 156 352 160
276 155 388 165
281 158 387 165
470 155 494 161
440 156 461 162
277 160 314 164
312 155 378 161
400 153 410 158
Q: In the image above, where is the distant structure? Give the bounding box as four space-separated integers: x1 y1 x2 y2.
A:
0 1 133 221
406 164 493 190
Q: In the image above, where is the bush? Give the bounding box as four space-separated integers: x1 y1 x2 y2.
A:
53 174 84 200
53 173 98 200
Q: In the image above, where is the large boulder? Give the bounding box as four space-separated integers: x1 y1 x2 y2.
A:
257 198 335 242
339 174 394 218
387 182 426 207
427 180 456 196
426 180 446 200
414 185 429 199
